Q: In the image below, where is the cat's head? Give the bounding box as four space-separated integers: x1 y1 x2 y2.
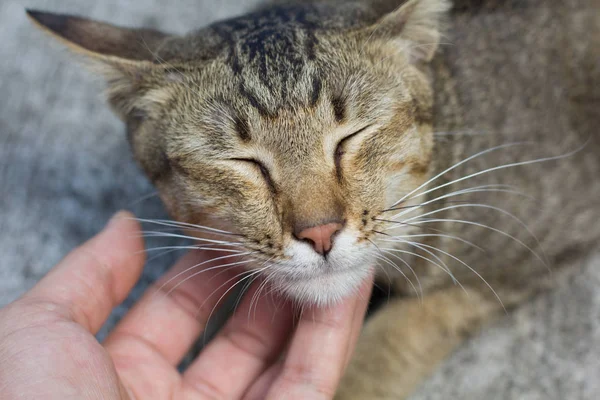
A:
28 0 449 305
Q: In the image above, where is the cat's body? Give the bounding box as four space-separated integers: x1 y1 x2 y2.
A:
340 2 600 396
28 0 600 398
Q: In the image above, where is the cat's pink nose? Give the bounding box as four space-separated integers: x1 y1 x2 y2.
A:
295 222 343 255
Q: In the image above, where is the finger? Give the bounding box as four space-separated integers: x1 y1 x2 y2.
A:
104 249 248 369
181 281 294 399
265 273 374 400
245 303 367 400
243 362 283 400
344 280 372 368
25 211 145 334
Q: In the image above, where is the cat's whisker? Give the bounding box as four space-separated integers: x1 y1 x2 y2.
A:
390 142 533 208
406 217 549 272
249 270 275 323
380 183 523 214
405 140 589 204
400 203 548 266
246 257 276 321
393 239 459 285
141 231 243 247
380 249 424 302
372 251 420 301
374 218 462 238
201 268 259 343
203 265 271 344
128 191 159 207
379 242 458 285
372 258 394 306
233 273 256 316
135 218 239 237
405 241 506 313
145 248 181 263
380 233 484 252
384 183 530 217
144 245 244 253
155 253 256 300
368 238 422 300
380 246 469 299
433 129 490 137
143 245 245 265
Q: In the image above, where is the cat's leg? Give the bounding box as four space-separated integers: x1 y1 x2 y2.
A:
336 287 502 400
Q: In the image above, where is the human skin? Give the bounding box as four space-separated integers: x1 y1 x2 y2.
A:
0 211 373 400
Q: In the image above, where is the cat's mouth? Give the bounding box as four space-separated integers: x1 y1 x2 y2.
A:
272 266 373 306
266 230 376 306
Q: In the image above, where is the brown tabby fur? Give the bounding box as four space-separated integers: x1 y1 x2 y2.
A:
28 0 600 398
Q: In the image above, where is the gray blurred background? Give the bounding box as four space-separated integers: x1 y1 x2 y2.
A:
1 0 599 398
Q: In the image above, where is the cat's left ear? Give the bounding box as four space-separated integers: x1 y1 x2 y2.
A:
363 0 451 63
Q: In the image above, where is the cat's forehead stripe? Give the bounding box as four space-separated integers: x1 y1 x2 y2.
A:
310 76 322 108
234 115 251 142
238 82 276 118
332 96 346 123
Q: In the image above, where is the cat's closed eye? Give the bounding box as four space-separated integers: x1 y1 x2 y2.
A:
335 125 372 177
233 158 276 193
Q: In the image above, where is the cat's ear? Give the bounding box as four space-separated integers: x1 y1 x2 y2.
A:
26 10 177 117
26 10 170 66
363 0 451 63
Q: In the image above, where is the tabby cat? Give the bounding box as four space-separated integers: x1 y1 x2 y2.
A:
28 0 600 398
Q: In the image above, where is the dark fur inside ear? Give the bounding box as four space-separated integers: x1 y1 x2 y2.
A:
364 0 450 63
26 10 170 62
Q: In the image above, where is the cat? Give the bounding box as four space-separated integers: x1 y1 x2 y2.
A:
27 0 600 398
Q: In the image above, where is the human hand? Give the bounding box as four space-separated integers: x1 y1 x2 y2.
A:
0 211 373 399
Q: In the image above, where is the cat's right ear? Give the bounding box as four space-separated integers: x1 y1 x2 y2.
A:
26 10 178 117
26 10 171 67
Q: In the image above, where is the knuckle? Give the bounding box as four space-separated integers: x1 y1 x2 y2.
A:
222 324 271 360
278 362 337 399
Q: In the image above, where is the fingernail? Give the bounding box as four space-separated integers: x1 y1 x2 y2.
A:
106 210 130 229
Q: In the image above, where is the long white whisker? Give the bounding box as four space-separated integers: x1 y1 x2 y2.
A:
402 203 548 266
407 217 549 271
379 249 423 301
247 257 276 321
406 241 506 312
372 251 420 301
433 130 490 137
389 184 531 220
397 239 459 285
128 191 159 207
202 266 270 343
143 246 244 265
406 141 589 203
143 246 244 254
151 253 254 311
381 233 484 252
165 258 255 298
134 218 235 236
391 142 532 207
380 246 468 296
250 270 275 323
141 231 243 246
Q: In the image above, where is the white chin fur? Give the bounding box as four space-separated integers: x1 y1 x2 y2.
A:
271 230 376 307
277 267 372 307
